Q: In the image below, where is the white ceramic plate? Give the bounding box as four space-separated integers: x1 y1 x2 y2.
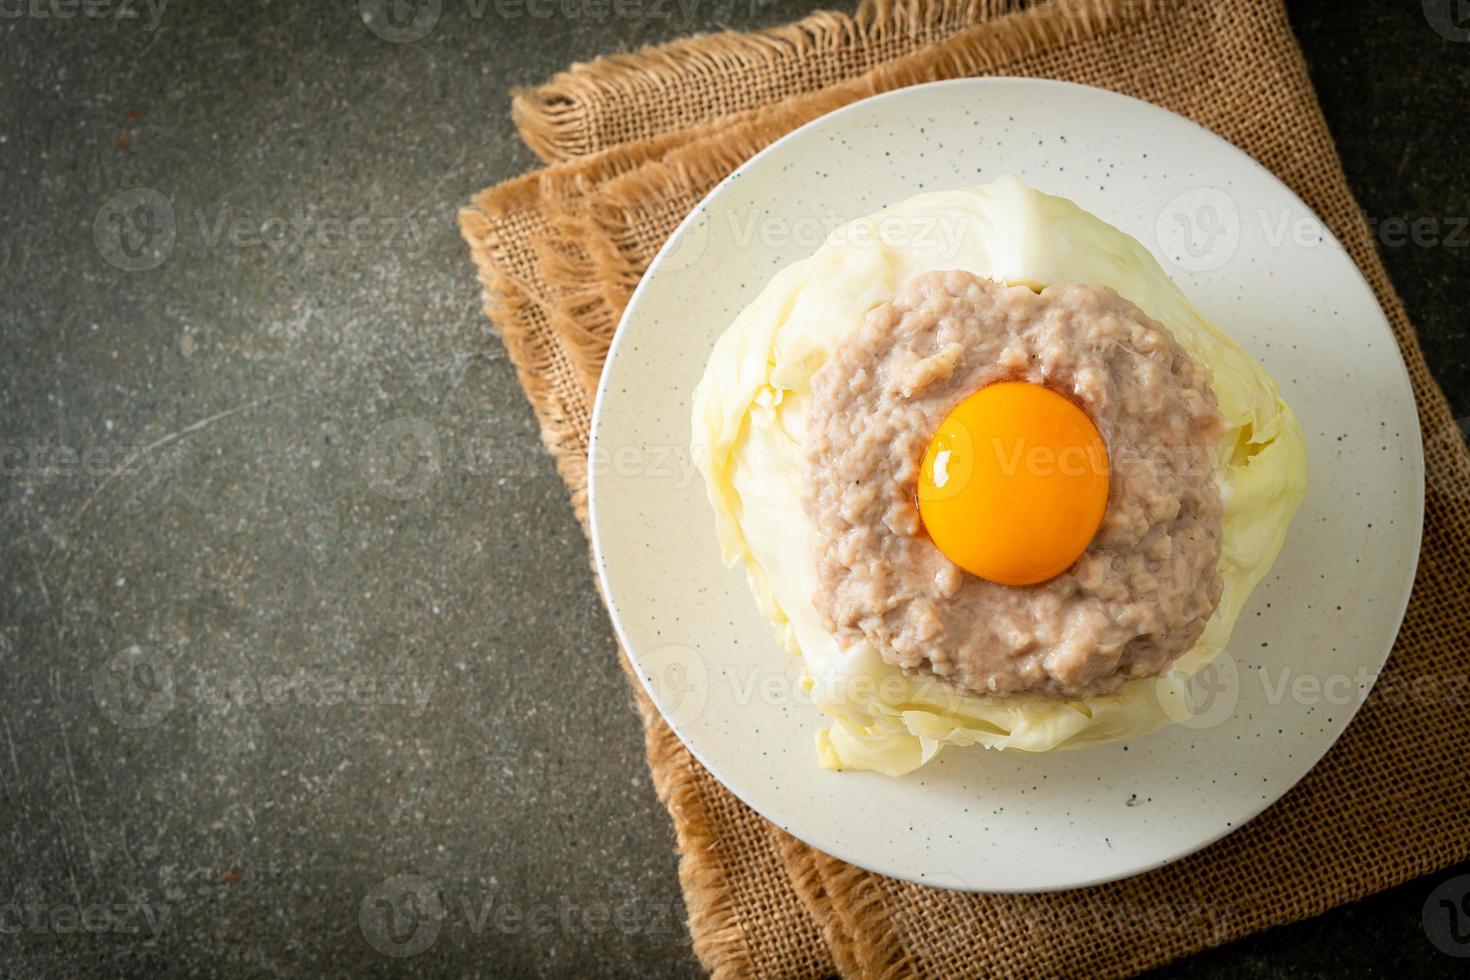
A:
588 79 1424 892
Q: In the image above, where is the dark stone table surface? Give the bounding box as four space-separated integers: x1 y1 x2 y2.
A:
1 1 1465 976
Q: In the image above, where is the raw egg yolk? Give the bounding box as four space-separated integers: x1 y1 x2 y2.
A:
917 381 1109 586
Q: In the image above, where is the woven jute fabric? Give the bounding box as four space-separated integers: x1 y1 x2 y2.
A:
459 1 1470 976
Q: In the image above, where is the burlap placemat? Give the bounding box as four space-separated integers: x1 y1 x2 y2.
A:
459 1 1470 976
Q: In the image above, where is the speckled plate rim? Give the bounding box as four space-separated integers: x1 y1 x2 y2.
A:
588 77 1425 893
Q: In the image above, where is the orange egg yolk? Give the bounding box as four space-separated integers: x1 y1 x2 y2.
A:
917 381 1109 586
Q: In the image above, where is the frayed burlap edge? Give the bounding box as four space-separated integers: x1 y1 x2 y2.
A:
465 0 1161 520
529 0 1170 402
512 0 1037 161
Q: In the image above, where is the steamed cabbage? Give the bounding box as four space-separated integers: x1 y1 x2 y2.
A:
691 177 1308 776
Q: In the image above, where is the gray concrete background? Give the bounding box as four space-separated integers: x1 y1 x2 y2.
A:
0 1 1466 977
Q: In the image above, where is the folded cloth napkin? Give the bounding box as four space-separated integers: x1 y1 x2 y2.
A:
460 1 1470 975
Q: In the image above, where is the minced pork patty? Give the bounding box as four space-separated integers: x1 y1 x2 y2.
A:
803 270 1227 699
